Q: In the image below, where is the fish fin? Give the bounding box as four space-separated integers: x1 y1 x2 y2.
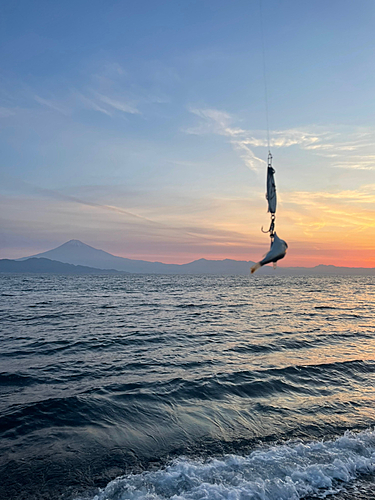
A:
251 262 262 274
273 262 277 269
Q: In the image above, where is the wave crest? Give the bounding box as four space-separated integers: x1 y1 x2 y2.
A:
79 429 375 500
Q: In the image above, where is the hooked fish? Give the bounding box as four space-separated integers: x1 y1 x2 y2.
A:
251 233 288 274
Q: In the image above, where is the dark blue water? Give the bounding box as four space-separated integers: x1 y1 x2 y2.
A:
1 274 374 500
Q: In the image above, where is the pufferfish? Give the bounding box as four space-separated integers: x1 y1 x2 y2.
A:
251 233 288 274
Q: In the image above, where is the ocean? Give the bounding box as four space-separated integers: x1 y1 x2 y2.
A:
0 273 374 500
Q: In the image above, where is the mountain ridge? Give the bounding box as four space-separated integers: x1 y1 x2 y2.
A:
0 257 126 274
17 240 375 275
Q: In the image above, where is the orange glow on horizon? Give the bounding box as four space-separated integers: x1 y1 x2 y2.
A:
2 184 374 268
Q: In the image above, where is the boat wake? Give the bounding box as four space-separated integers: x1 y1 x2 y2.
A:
79 429 375 500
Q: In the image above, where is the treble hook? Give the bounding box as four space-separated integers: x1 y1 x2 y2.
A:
261 213 276 236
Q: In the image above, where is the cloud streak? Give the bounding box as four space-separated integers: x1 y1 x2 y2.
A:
34 95 71 115
95 93 141 115
1 59 151 120
187 108 265 172
72 90 141 116
282 185 375 242
187 108 375 173
73 91 113 116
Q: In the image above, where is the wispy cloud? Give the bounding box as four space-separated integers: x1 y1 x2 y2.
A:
185 108 338 172
186 108 375 173
3 175 163 225
282 185 375 242
95 92 140 115
187 107 265 172
34 95 71 115
72 90 141 116
73 90 113 116
287 184 375 209
332 155 375 171
2 59 153 120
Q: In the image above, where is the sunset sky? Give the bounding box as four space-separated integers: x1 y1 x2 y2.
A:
1 0 375 267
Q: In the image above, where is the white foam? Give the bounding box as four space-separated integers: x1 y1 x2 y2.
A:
81 429 375 500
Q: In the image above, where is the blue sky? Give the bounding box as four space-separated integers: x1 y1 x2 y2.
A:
1 0 375 265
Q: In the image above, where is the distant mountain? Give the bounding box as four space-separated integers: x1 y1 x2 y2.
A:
20 240 260 274
299 264 375 276
20 240 183 273
18 240 375 275
0 257 125 274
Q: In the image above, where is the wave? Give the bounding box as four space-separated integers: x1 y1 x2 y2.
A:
78 429 375 500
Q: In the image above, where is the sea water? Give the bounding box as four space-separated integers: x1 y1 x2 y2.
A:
0 274 374 500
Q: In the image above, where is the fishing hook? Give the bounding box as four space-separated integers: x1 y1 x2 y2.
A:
261 213 275 236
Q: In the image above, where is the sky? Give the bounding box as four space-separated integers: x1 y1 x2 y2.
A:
1 0 375 267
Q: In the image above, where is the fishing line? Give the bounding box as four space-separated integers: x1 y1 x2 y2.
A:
251 1 288 273
259 0 270 152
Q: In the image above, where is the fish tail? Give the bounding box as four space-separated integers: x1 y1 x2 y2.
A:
251 262 261 274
